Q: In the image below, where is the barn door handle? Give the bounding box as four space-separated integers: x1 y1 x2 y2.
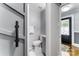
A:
15 21 19 47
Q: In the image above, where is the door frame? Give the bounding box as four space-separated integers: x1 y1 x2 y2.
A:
61 17 72 44
61 15 73 55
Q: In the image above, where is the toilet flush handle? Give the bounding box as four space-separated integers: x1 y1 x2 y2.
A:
15 21 19 47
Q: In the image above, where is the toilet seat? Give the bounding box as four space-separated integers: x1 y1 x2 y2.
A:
29 40 43 56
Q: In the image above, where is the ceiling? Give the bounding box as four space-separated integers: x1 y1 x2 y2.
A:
61 3 79 17
69 3 79 10
62 3 79 12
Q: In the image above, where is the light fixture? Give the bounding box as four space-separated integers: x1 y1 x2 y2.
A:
61 4 72 12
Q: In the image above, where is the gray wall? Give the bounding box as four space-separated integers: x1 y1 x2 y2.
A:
74 33 79 44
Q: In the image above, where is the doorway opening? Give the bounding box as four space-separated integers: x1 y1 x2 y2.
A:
61 17 72 56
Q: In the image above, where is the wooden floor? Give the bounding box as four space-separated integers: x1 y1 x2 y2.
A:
63 44 79 56
71 46 79 56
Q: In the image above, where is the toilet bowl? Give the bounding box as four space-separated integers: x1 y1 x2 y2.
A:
32 40 43 56
28 40 43 56
28 49 36 56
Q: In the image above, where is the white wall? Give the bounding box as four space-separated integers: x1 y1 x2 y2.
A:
46 3 60 56
74 12 79 32
28 4 41 51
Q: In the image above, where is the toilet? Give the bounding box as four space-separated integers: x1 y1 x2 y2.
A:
29 40 43 56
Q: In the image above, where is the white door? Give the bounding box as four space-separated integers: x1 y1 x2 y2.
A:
0 4 24 56
6 3 24 15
